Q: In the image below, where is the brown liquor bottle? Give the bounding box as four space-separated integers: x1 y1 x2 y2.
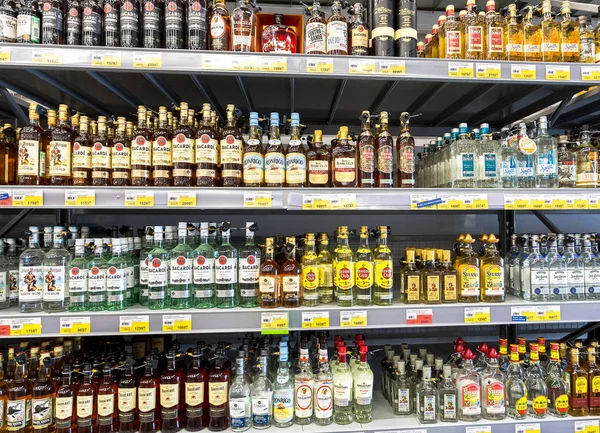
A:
348 3 369 55
281 236 302 307
185 348 208 431
91 116 112 186
209 0 231 50
55 367 75 433
172 102 195 187
0 124 17 185
111 117 130 186
44 110 56 183
196 104 218 187
219 105 243 187
211 112 221 184
443 5 463 58
141 0 164 48
18 104 46 185
131 106 153 187
403 250 421 303
567 348 589 416
305 0 326 54
97 367 118 433
307 130 331 187
72 116 92 186
421 250 441 304
371 0 394 56
462 0 485 60
332 126 357 187
160 351 184 433
152 107 173 186
375 111 394 188
208 348 230 431
326 0 348 55
49 104 73 185
285 113 306 187
357 111 375 188
118 361 138 433
138 355 159 433
587 347 600 415
397 112 415 188
7 354 32 433
259 238 281 308
75 365 96 433
31 355 55 433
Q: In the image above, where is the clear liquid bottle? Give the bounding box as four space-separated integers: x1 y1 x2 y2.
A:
294 342 314 425
546 342 569 417
516 123 536 188
457 349 482 421
87 239 107 311
527 235 550 302
581 234 600 299
456 234 480 303
19 226 45 313
476 123 500 187
251 352 273 430
438 364 457 422
576 127 598 188
393 360 412 415
238 222 260 308
229 355 251 432
106 238 128 311
535 116 558 188
547 235 568 301
354 226 373 306
317 233 334 304
214 223 238 308
374 226 393 305
499 127 517 188
526 344 548 419
193 223 215 308
272 344 294 428
0 241 10 310
301 233 319 307
353 345 373 423
417 366 437 424
68 238 88 312
147 227 170 310
332 346 353 425
563 235 585 299
506 344 527 419
5 239 19 307
507 234 520 296
139 227 153 306
451 123 476 188
170 222 193 309
313 347 333 426
482 349 506 420
334 226 355 307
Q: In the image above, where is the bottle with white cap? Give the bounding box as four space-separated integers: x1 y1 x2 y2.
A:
170 222 193 309
147 226 170 310
5 238 19 306
19 226 45 313
192 223 215 309
238 222 260 307
214 222 237 308
87 238 108 311
69 238 89 312
43 226 72 312
106 238 128 311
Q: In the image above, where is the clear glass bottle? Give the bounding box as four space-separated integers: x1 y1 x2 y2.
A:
579 15 595 62
516 123 536 188
354 226 373 306
476 123 500 187
417 366 437 424
170 223 193 309
581 235 600 299
457 349 481 421
214 224 237 308
231 0 253 52
238 222 260 308
251 352 272 430
560 0 580 62
264 113 285 188
557 135 576 188
438 364 457 422
547 342 569 418
564 235 585 300
393 360 412 415
281 236 301 308
506 344 527 419
193 223 215 308
332 346 353 425
285 113 306 187
19 227 45 313
482 349 506 420
353 345 373 423
535 116 558 188
68 238 88 312
451 123 476 188
259 238 280 308
86 239 107 311
313 347 333 425
317 233 334 304
576 127 598 188
147 227 170 310
301 233 319 307
525 235 550 302
294 343 314 425
547 235 568 301
229 355 251 432
499 127 517 188
5 239 19 307
272 344 293 428
326 0 347 54
106 238 128 311
334 227 355 307
526 344 548 419
242 112 264 187
456 234 480 303
373 226 393 306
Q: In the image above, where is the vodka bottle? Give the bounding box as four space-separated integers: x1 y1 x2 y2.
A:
476 123 500 187
582 235 600 299
193 222 216 308
5 239 19 306
68 238 88 311
106 238 128 311
251 352 273 429
229 355 251 432
516 122 536 188
42 226 71 312
500 127 517 188
456 349 482 421
416 366 437 423
535 116 558 188
215 223 238 308
451 123 476 188
547 235 568 301
272 344 294 428
19 227 45 313
564 235 585 300
294 343 314 424
170 222 193 309
147 226 170 309
0 241 9 309
238 222 260 307
438 364 457 422
482 349 506 420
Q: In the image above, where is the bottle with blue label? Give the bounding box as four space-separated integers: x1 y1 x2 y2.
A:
251 352 273 429
243 112 264 187
534 116 558 188
286 113 307 187
499 127 517 188
451 123 476 188
229 354 251 432
476 123 500 188
264 113 285 187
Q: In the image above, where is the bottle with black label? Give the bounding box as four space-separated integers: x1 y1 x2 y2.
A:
186 0 207 49
119 0 139 47
81 0 101 45
17 0 41 44
41 0 64 44
102 0 120 46
65 0 82 45
348 3 369 55
395 0 416 56
0 0 17 42
164 0 183 48
371 0 393 56
142 0 164 48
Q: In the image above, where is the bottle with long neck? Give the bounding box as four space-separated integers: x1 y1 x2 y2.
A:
294 343 314 425
118 360 137 433
214 224 237 308
17 104 46 185
264 113 285 188
31 355 55 433
131 106 153 187
456 349 482 421
147 227 170 310
19 227 45 313
97 366 118 433
76 364 96 433
137 355 159 433
376 112 394 188
285 113 306 187
301 233 319 307
170 222 193 309
152 107 173 187
242 112 263 187
72 116 92 186
219 105 243 187
209 0 230 50
56 366 75 433
526 344 548 419
272 345 293 428
111 117 130 186
281 237 301 307
208 348 231 431
251 352 272 429
238 222 260 308
195 104 217 187
91 116 112 186
334 227 355 307
353 345 373 423
357 111 375 187
49 104 73 185
160 351 184 432
185 348 208 431
192 222 215 309
228 355 251 431
354 226 373 306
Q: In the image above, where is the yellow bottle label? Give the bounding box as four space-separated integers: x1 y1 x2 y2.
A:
335 261 354 289
515 396 528 416
208 382 228 406
530 351 539 362
406 275 420 301
459 264 480 296
593 377 600 393
443 274 457 301
532 396 547 415
48 140 72 176
576 377 588 394
17 139 40 175
185 382 204 406
131 136 151 167
426 275 440 302
355 260 373 289
482 264 504 295
152 136 173 166
160 383 179 407
220 136 243 165
72 143 92 169
243 151 264 184
554 394 568 414
302 265 319 290
92 142 112 169
173 134 195 163
196 134 218 164
112 143 131 169
375 259 393 289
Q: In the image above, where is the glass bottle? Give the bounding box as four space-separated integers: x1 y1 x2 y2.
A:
97 366 118 433
56 367 75 433
110 117 130 186
480 234 504 302
17 104 46 185
587 347 600 415
332 346 353 424
272 344 293 428
506 344 527 419
541 0 561 62
484 0 504 60
119 0 139 47
348 2 368 55
456 349 481 421
443 5 463 58
422 249 441 304
456 234 480 303
392 360 410 415
186 0 207 49
238 222 260 308
505 4 523 61
566 347 589 416
579 15 595 62
524 235 550 301
353 345 373 423
214 224 237 308
196 104 218 187
242 112 263 187
317 233 334 304
76 364 96 433
259 237 280 308
219 105 243 187
147 227 170 310
356 111 375 188
42 226 71 312
68 238 88 312
251 352 272 429
209 0 230 50
294 343 314 425
547 235 568 301
228 355 250 432
131 106 153 187
354 226 373 306
481 349 505 420
19 227 45 313
141 0 163 47
5 239 18 307
7 355 32 433
326 0 347 55
307 130 330 187
557 135 576 188
463 0 485 59
560 0 579 62
81 0 101 45
263 113 285 188
438 364 457 422
72 116 92 186
91 115 112 186
185 348 208 431
164 0 184 48
417 366 437 423
332 127 357 187
160 351 184 432
396 112 416 188
192 223 215 308
375 111 394 187
403 249 421 303
48 105 73 185
260 13 297 53
522 6 541 62
576 127 598 188
285 113 306 187
171 102 195 187
313 347 333 426
87 239 107 311
334 227 355 307
117 360 137 433
106 238 128 311
16 0 41 43
305 0 326 54
170 222 193 309
231 0 253 52
546 342 568 418
534 116 558 188
301 233 319 307
281 236 301 307
439 250 457 303
151 107 173 187
31 355 55 433
526 344 548 419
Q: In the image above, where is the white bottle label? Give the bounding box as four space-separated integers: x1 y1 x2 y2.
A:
215 255 237 284
251 393 271 426
185 382 204 406
0 272 6 303
568 269 585 294
585 269 600 293
424 395 436 420
283 276 300 293
106 266 127 291
32 396 52 428
326 21 347 52
7 399 26 429
97 394 114 417
229 397 250 425
536 162 556 175
397 388 410 412
458 379 481 415
460 153 475 179
443 393 456 418
170 256 192 285
77 395 94 418
239 255 259 284
193 256 214 284
549 269 568 295
69 267 88 293
118 388 136 412
140 259 148 285
306 21 326 53
517 166 534 177
333 381 351 407
138 388 156 412
530 269 550 295
42 265 66 301
160 384 179 408
484 379 505 414
314 382 332 418
354 380 373 405
88 266 106 293
148 258 168 288
295 381 313 417
55 396 73 420
19 265 44 301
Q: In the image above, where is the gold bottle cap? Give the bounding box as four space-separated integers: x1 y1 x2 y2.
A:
265 237 273 246
58 103 69 111
80 115 88 124
487 234 499 243
378 225 388 234
137 105 146 114
478 10 485 15
426 250 435 261
305 233 315 241
360 226 369 236
339 127 349 139
226 104 235 111
380 111 389 123
457 233 465 241
180 102 188 109
480 234 489 242
319 232 328 240
446 4 455 12
286 236 296 245
406 250 415 262
442 250 451 262
463 234 475 243
435 249 443 261
459 9 467 17
314 130 323 142
361 110 370 116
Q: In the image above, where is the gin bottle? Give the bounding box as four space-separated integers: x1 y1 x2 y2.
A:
215 223 238 308
564 235 585 300
546 342 568 418
499 127 517 188
147 227 170 309
229 355 251 432
451 123 476 188
68 239 88 311
438 365 457 422
526 344 548 418
6 239 19 307
294 342 314 424
353 345 373 423
516 123 536 188
582 235 600 299
106 238 127 311
251 352 273 429
87 239 107 311
0 242 9 310
535 116 558 188
42 226 71 312
547 235 568 301
456 349 481 421
238 222 260 307
272 344 294 428
170 222 193 309
506 344 527 419
139 227 154 306
332 346 353 424
476 124 500 187
417 366 437 423
193 222 215 308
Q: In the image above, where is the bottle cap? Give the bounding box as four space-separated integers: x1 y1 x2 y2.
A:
462 348 476 360
477 343 489 353
487 348 499 359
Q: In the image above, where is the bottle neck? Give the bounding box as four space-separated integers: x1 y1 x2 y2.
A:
290 125 301 141
359 235 369 248
138 113 146 129
245 231 254 245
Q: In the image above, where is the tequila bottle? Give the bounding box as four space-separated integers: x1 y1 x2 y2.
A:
457 349 482 421
441 250 458 303
314 348 333 425
579 15 595 63
566 348 589 416
229 355 251 432
547 235 568 301
374 226 393 305
301 233 319 307
393 360 412 415
557 135 576 187
516 123 536 188
417 366 437 424
272 344 293 428
476 124 500 187
581 235 600 299
482 349 506 420
507 234 520 296
535 116 558 188
499 127 517 188
354 226 373 306
238 222 260 307
317 233 334 304
170 222 193 309
214 224 237 308
560 0 579 62
438 365 457 422
526 344 548 418
541 0 561 62
294 343 314 424
586 347 600 415
353 345 373 423
251 352 272 429
193 223 215 308
451 123 476 188
546 342 569 417
106 239 127 311
147 227 170 310
422 250 440 304
332 346 353 424
480 234 504 302
68 238 88 311
576 127 598 188
334 227 355 307
456 234 480 303
505 4 523 60
506 344 527 419
19 227 45 313
524 235 549 302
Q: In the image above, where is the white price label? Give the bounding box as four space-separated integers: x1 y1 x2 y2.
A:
340 310 368 327
119 315 150 333
167 191 196 207
546 65 570 80
575 420 600 433
466 426 492 433
378 60 405 75
476 63 501 78
301 311 330 328
162 314 192 332
124 190 154 207
202 54 233 70
133 52 162 68
12 189 43 207
32 48 63 64
91 50 122 67
516 423 541 433
65 189 96 207
448 61 474 77
511 64 536 79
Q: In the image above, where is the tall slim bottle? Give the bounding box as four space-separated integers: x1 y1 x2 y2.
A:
31 355 55 433
272 344 293 428
170 222 193 309
97 367 118 433
186 349 208 431
214 224 237 308
376 112 394 188
55 367 75 433
147 227 170 310
118 360 137 433
131 106 153 187
87 239 107 311
19 227 45 313
357 111 375 187
238 223 260 308
160 351 184 432
17 104 46 185
48 105 73 185
193 223 215 308
7 355 32 433
285 113 307 187
43 226 71 312
397 112 416 188
354 226 373 306
334 227 355 307
76 364 97 433
229 355 251 432
264 113 285 188
208 348 231 431
106 239 128 311
281 237 301 307
219 106 243 187
301 233 319 307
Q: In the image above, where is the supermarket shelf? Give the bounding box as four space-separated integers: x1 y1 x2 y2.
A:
0 296 598 338
0 44 593 134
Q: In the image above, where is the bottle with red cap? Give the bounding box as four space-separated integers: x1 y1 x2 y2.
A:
475 343 489 372
332 345 354 425
353 345 373 423
482 348 506 420
506 344 527 419
456 348 482 421
498 338 510 373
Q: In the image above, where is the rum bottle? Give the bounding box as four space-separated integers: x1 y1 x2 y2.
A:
238 222 260 307
317 233 334 303
111 117 130 186
334 226 354 307
214 223 237 308
49 104 73 185
209 0 230 50
348 3 368 55
91 116 112 186
170 222 193 309
142 0 163 47
172 102 195 187
147 227 170 310
326 0 347 55
304 0 326 54
373 226 393 305
403 249 421 303
76 364 96 433
17 104 46 185
357 111 375 188
273 344 294 427
186 0 207 49
332 127 357 187
72 116 92 186
87 239 108 311
302 233 319 307
285 113 306 187
196 103 218 187
192 222 215 309
376 111 394 187
229 355 251 431
131 106 153 187
307 130 330 187
102 0 120 46
281 236 301 307
231 0 253 51
242 112 263 187
354 226 373 306
541 0 561 62
264 113 285 187
259 237 280 308
220 105 243 187
395 0 417 56
42 226 71 312
160 351 184 432
55 366 75 433
81 0 101 45
119 0 139 47
106 238 128 311
152 107 173 186
185 348 208 431
371 0 393 55
7 355 32 433
41 0 64 44
97 367 118 433
208 348 231 431
118 361 137 433
164 0 184 49
31 355 55 433
68 238 88 312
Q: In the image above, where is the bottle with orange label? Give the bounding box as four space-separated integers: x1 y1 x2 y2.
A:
566 347 589 416
546 342 568 418
480 234 505 302
456 234 480 303
526 343 548 419
354 226 373 306
586 346 600 415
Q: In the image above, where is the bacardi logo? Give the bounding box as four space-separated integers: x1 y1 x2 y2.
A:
357 266 369 279
94 142 103 151
226 135 235 145
108 266 117 275
71 267 80 276
191 1 201 11
104 3 112 13
176 256 186 266
196 256 205 265
381 266 392 279
176 133 186 144
145 257 149 266
115 143 124 152
157 136 167 146
167 1 177 11
200 134 210 144
43 2 51 11
247 255 256 265
69 7 79 16
91 267 100 275
306 271 316 282
73 143 80 151
218 255 227 265
123 1 133 11
151 258 162 268
84 6 92 15
145 2 154 11
135 136 146 146
339 267 351 280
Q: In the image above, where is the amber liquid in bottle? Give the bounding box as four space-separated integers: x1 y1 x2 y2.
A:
208 349 230 431
421 249 441 304
172 103 195 187
76 365 96 433
31 356 55 433
397 112 416 188
111 117 130 186
138 355 159 433
160 352 184 433
567 348 589 416
440 250 458 303
97 367 118 433
56 367 76 433
152 107 173 186
49 104 73 185
259 237 281 308
219 105 243 187
403 250 421 303
92 116 112 186
185 349 208 431
7 357 33 433
307 130 331 187
196 104 218 187
72 116 92 186
375 112 394 188
332 127 357 187
118 362 138 433
357 112 375 188
209 0 231 50
281 236 302 307
242 113 264 187
587 347 600 415
326 0 348 55
131 106 153 187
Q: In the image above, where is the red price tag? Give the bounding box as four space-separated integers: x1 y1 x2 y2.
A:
406 309 433 325
0 321 11 336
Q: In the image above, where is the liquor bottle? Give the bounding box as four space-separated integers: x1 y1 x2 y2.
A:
87 239 107 311
110 117 130 186
0 0 17 42
0 124 16 186
455 234 480 302
331 345 352 424
526 344 548 418
208 348 231 431
353 345 373 423
356 111 375 188
395 0 417 56
5 239 18 307
170 222 193 309
484 0 504 60
159 351 184 432
301 233 319 307
375 111 393 188
505 4 523 61
209 0 230 50
243 112 263 187
238 222 259 308
546 342 568 417
370 0 393 55
559 0 579 62
97 366 118 433
90 116 112 186
164 0 183 48
280 237 301 307
195 103 217 186
285 113 306 187
354 226 373 306
565 347 588 416
585 347 600 415
214 224 237 308
131 106 153 186
118 360 137 433
371 227 391 305
259 238 280 308
476 124 500 187
579 15 595 62
456 349 481 421
425 27 438 58
151 107 172 186
506 344 526 419
17 104 45 185
187 0 207 49
534 116 558 188
251 351 272 429
40 226 70 312
228 354 250 432
220 105 243 187
443 5 463 58
76 364 96 432
332 127 357 187
481 349 506 419
540 0 560 62
307 130 330 187
293 342 314 425
141 0 163 47
185 348 208 431
7 354 32 433
68 238 88 312
119 0 139 47
326 0 347 55
334 227 354 307
421 249 440 304
72 116 92 186
437 364 457 421
557 135 576 188
480 234 504 302
416 366 436 423
31 355 55 433
102 0 120 46
263 113 285 187
315 233 334 304
305 0 326 54
55 366 75 433
41 0 64 43
576 127 597 188
397 112 415 188
192 223 215 309
81 0 101 45
106 238 128 311
348 3 368 55
146 227 170 310
271 344 293 428
231 0 253 52
403 249 420 303
19 230 48 314
522 6 540 61
48 105 72 185
439 250 457 303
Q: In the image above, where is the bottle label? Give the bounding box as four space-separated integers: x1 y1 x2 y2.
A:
467 26 483 51
375 259 393 290
315 382 333 418
220 136 243 165
73 142 92 169
531 395 547 415
76 395 93 419
359 143 375 174
308 160 329 185
351 26 369 54
97 394 114 417
326 20 347 52
355 261 373 290
286 152 307 184
295 382 313 417
561 42 578 53
151 135 172 167
487 26 503 52
482 153 498 178
147 258 168 288
243 151 264 184
215 255 237 284
209 382 228 406
138 387 156 412
302 264 318 291
69 266 88 293
446 30 461 54
399 145 415 174
501 158 516 178
185 382 204 406
229 397 250 428
239 255 260 284
536 161 556 175
9 270 17 301
377 143 394 175
196 134 217 164
334 157 356 183
426 274 440 302
554 394 568 413
19 265 44 301
459 381 481 415
82 6 101 44
335 261 355 291
49 140 72 176
443 274 457 301
423 395 436 420
18 140 41 175
319 263 333 287
354 380 373 405
7 399 25 429
406 275 420 301
169 256 192 285
252 394 271 425
507 43 523 53
483 264 504 296
517 166 534 177
55 396 73 420
107 266 127 291
306 21 326 53
283 276 300 301
273 389 294 423
518 137 537 155
549 269 567 295
160 383 179 409
265 153 285 184
32 396 52 428
171 133 194 163
118 388 136 412
542 42 559 52
88 266 107 293
443 393 456 418
193 256 214 284
92 142 112 168
460 153 475 178
397 388 410 413
210 14 225 37
525 43 539 53
0 14 16 41
485 380 505 414
514 396 527 415
459 264 480 296
531 270 550 295
41 265 66 301
259 276 276 302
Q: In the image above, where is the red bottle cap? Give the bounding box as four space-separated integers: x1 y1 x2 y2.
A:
455 344 465 354
462 348 476 360
455 337 465 345
487 348 499 359
355 334 364 341
338 346 347 355
360 345 368 354
477 343 489 353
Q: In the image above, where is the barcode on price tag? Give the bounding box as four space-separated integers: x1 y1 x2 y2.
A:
120 315 150 333
12 190 43 207
125 190 154 207
60 317 91 334
167 191 196 207
406 309 433 325
162 314 192 332
465 307 491 323
65 189 95 207
92 50 122 67
448 61 474 77
340 310 368 327
10 318 42 336
575 420 599 433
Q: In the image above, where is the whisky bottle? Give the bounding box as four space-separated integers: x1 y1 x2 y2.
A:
56 366 75 433
91 116 112 186
164 0 184 49
31 355 54 433
118 360 137 433
334 226 355 307
307 130 331 187
264 113 285 187
505 4 523 61
463 0 485 60
208 348 231 431
220 105 243 187
137 354 159 433
403 249 421 303
348 3 369 55
209 0 231 50
76 364 96 432
160 351 184 432
49 104 73 185
172 102 195 187
238 222 260 308
242 112 264 187
480 234 504 302
119 0 139 47
376 112 394 188
371 0 393 55
196 103 218 187
131 106 153 187
259 237 281 308
374 226 393 305
214 224 237 308
281 237 301 307
186 348 209 430
285 113 307 187
170 222 193 309
17 104 46 185
142 0 164 47
187 0 208 49
111 117 131 186
354 226 373 306
395 0 417 57
357 111 375 187
41 0 64 43
152 107 173 186
81 0 101 45
72 116 92 186
317 233 334 303
560 0 579 62
332 127 357 187
305 0 326 54
301 233 319 307
457 234 480 302
16 0 41 43
541 0 561 62
7 354 32 433
443 5 463 58
97 366 118 433
326 0 348 55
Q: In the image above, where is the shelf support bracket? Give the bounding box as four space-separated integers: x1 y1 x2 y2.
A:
143 74 180 107
0 209 34 238
236 76 254 112
88 71 140 109
0 74 57 109
407 82 448 114
189 75 224 119
560 322 600 343
0 88 28 125
433 84 496 127
370 81 398 114
549 95 573 128
531 210 561 234
327 79 347 125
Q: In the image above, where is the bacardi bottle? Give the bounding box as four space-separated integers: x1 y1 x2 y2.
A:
68 238 88 312
219 105 243 187
72 116 92 186
81 0 101 45
120 0 139 47
106 238 127 311
238 222 260 307
87 239 107 311
196 103 218 186
92 116 112 186
147 227 170 309
142 0 163 47
102 0 120 45
41 0 64 43
186 0 207 49
131 106 153 186
164 0 183 48
172 102 195 187
214 224 237 308
111 117 131 186
170 222 193 309
193 223 215 308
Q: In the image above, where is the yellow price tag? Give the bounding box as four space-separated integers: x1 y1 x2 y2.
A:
473 197 488 209
259 56 287 72
582 66 600 81
167 191 196 207
576 421 600 433
349 60 376 74
571 196 589 209
536 306 560 321
511 64 536 80
12 190 43 207
125 191 154 207
546 65 570 81
529 197 545 209
244 193 272 208
476 63 501 78
338 194 357 209
379 60 405 75
0 48 10 62
448 62 474 78
231 56 258 71
32 48 62 65
133 52 162 68
465 307 490 324
303 195 330 210
65 190 96 207
301 312 330 329
120 315 150 333
162 315 192 332
552 198 567 209
514 197 530 209
261 312 289 334
60 317 91 334
92 50 122 67
307 58 334 73
340 310 368 327
10 319 42 336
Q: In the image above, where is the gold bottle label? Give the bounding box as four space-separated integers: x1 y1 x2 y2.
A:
285 152 307 184
185 382 204 406
459 264 480 296
576 377 588 394
112 142 131 169
72 143 92 169
152 136 173 166
138 388 156 412
243 151 264 184
265 152 285 184
426 275 440 301
196 134 218 164
208 382 228 406
375 260 393 289
302 265 319 290
355 261 373 289
406 275 420 301
17 139 40 175
443 274 457 301
482 264 504 295
334 158 356 183
131 136 151 167
48 140 71 176
308 160 329 184
160 384 179 407
92 142 112 168
173 133 195 163
220 135 243 164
